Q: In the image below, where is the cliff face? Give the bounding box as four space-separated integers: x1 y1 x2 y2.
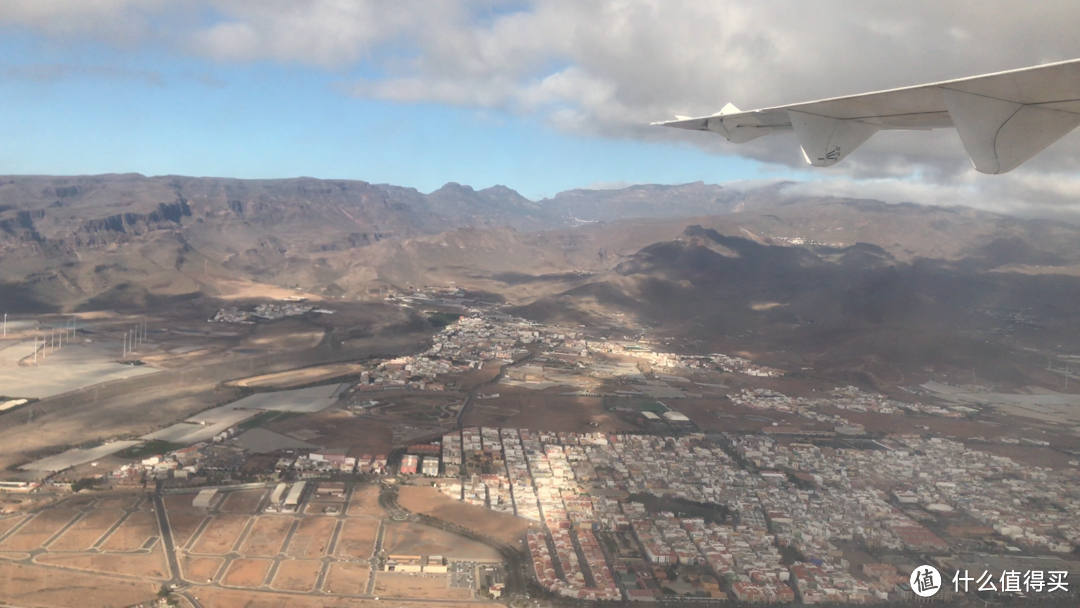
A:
0 174 560 311
0 174 558 259
3 173 1080 316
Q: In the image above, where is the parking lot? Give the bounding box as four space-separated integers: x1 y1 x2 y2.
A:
448 560 476 589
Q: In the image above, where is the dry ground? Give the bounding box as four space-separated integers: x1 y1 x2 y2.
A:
96 495 140 510
239 515 294 557
373 572 473 600
0 515 27 538
964 441 1080 469
346 484 383 517
398 485 530 545
191 513 249 555
0 331 426 471
180 555 224 583
227 363 367 389
168 511 208 548
270 559 323 592
465 393 635 432
221 488 267 514
221 557 274 588
238 319 324 351
324 561 370 595
47 509 125 551
334 518 380 559
284 516 336 559
676 398 780 432
190 586 493 608
381 520 500 561
266 410 394 456
0 561 157 608
35 545 170 579
164 493 205 512
99 510 159 551
0 508 79 551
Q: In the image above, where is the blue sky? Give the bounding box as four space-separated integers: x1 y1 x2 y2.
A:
1 1 1079 215
0 30 786 200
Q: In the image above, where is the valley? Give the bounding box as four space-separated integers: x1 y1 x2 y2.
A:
1 175 1079 606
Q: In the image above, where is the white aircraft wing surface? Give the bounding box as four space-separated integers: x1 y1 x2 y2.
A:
655 59 1080 174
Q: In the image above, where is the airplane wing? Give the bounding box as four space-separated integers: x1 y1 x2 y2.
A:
654 59 1080 174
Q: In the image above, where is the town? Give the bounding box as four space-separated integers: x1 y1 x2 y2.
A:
3 304 1076 605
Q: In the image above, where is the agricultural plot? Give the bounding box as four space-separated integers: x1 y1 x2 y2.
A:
19 441 143 472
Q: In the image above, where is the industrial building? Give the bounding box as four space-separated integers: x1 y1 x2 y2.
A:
420 456 440 477
284 480 307 510
506 365 545 382
316 481 346 498
193 488 218 509
264 482 287 511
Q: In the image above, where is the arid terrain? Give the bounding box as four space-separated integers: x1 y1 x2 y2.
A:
2 175 1079 606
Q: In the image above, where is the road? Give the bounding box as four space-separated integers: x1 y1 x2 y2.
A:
381 483 529 596
456 351 532 429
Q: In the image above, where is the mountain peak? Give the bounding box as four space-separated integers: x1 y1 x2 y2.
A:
431 182 475 194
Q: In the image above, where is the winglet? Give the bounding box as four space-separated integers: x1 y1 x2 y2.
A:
713 103 742 116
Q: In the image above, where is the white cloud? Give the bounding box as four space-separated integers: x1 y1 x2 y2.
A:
5 0 1080 215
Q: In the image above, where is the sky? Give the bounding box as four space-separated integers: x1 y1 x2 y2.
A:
2 1 1080 216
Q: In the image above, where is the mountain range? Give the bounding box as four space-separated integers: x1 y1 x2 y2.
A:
3 172 1079 387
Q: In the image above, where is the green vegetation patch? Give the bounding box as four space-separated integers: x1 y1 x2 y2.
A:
118 440 185 459
640 401 669 414
72 477 105 493
237 410 304 431
628 492 730 525
427 313 462 328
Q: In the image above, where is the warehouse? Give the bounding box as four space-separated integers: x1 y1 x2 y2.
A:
284 480 307 509
269 482 288 506
193 488 218 509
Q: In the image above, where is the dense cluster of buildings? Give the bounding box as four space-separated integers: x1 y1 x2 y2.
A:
413 425 1077 603
209 301 319 324
368 309 790 397
576 338 785 378
732 386 984 431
